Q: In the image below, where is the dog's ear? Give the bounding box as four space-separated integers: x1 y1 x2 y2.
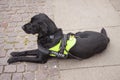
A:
38 13 58 34
42 22 48 34
38 22 48 34
45 17 58 34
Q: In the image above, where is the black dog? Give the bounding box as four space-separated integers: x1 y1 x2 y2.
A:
7 13 110 64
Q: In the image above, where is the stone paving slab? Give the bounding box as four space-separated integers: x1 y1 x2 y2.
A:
12 73 23 80
0 73 12 80
53 0 120 30
60 66 120 80
58 27 120 69
110 0 120 11
0 0 58 80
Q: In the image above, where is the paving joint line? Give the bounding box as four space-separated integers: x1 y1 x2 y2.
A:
63 25 120 32
60 64 120 71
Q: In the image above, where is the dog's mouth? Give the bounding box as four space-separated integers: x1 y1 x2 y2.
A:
23 30 36 35
22 25 38 35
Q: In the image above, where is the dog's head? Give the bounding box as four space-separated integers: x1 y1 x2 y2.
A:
22 13 57 37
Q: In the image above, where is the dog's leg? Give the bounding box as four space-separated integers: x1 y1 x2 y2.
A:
7 56 48 64
11 49 39 57
8 50 49 64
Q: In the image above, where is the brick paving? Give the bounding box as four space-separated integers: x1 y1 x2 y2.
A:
0 0 120 80
0 0 60 80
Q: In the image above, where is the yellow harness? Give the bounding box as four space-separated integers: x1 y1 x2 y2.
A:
49 35 76 57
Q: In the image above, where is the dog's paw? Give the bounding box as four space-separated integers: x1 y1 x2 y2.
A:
7 57 19 64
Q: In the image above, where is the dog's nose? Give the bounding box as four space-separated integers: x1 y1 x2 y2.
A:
22 26 25 30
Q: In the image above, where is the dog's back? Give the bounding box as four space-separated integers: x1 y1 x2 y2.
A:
69 28 110 59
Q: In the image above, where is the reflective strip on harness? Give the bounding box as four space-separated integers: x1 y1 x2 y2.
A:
49 35 76 57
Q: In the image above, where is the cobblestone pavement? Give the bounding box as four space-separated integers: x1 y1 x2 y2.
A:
0 0 60 80
0 0 120 80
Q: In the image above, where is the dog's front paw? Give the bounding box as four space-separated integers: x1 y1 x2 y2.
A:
7 57 19 64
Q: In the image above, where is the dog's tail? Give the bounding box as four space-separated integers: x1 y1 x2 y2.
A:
101 28 107 36
101 28 110 43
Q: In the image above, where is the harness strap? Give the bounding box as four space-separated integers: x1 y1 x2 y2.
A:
49 33 78 59
60 34 83 60
49 34 68 58
59 34 68 54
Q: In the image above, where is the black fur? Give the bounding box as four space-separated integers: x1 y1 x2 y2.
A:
7 13 110 64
